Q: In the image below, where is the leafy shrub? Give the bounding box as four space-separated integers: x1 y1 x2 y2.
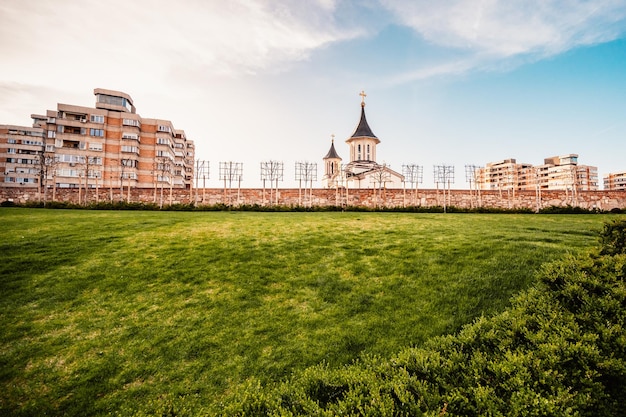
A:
599 219 626 256
215 222 626 416
539 205 603 214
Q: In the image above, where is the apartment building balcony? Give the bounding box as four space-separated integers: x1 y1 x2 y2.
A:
56 138 85 149
57 111 89 123
121 132 140 142
122 118 141 128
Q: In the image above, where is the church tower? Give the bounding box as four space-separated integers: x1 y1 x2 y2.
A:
345 91 381 174
322 135 342 188
321 91 405 189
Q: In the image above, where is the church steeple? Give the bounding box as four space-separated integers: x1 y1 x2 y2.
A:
346 91 380 163
323 136 341 159
351 91 378 139
322 134 342 188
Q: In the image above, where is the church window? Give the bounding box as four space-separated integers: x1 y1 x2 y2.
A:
367 144 370 160
357 144 361 160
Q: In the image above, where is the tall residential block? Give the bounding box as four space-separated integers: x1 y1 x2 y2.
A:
1 88 194 192
604 171 626 191
475 154 598 191
0 125 45 186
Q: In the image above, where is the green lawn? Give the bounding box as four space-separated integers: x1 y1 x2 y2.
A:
0 209 617 415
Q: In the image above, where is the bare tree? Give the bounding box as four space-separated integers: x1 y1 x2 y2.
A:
433 165 454 213
37 150 58 205
155 157 172 208
370 163 391 208
465 164 482 208
403 164 423 207
219 161 243 206
295 161 317 207
195 160 209 204
260 160 284 206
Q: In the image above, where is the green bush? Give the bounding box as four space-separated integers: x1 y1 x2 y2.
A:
216 222 626 416
599 219 626 255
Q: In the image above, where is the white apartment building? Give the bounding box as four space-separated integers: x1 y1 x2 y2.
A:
604 171 626 191
476 154 598 191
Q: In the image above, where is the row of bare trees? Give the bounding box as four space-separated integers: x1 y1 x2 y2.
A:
35 150 176 207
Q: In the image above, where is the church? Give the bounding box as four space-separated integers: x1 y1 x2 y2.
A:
322 92 404 189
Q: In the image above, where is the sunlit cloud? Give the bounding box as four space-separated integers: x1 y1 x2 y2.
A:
380 0 626 81
0 0 363 81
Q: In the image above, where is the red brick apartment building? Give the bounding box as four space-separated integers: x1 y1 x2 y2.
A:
1 88 194 193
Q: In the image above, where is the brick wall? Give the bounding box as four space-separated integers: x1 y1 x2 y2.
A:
2 186 625 210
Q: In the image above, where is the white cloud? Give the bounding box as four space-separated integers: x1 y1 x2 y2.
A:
0 0 362 81
380 0 626 80
382 0 626 55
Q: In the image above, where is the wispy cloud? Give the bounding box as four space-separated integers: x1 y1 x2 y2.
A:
0 0 363 81
380 0 626 81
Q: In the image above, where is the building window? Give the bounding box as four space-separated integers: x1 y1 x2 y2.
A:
122 132 139 141
121 172 137 180
122 118 141 127
158 125 171 133
121 145 139 154
90 114 105 123
97 94 132 112
90 128 104 137
57 154 84 163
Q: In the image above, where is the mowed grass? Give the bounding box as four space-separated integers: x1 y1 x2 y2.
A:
0 208 618 415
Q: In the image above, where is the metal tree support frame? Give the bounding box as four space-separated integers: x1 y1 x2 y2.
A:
195 160 209 204
295 161 317 207
402 164 423 207
434 164 455 213
465 164 482 208
260 161 284 206
219 161 243 206
154 157 172 208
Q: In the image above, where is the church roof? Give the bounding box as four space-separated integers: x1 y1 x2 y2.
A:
350 104 377 139
323 140 342 160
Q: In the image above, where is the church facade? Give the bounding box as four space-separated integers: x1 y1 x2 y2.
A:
322 92 404 189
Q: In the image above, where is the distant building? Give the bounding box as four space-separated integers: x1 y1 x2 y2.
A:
475 159 534 191
322 92 404 189
604 171 626 191
476 154 598 191
0 125 45 186
1 88 194 193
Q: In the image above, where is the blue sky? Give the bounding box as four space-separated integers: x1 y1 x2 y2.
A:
1 0 625 188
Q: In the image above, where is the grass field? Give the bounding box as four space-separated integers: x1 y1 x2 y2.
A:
0 209 618 415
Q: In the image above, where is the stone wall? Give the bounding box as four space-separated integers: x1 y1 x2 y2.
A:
1 186 625 211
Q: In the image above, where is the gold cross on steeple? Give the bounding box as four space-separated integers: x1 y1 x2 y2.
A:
331 133 335 143
360 90 367 106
